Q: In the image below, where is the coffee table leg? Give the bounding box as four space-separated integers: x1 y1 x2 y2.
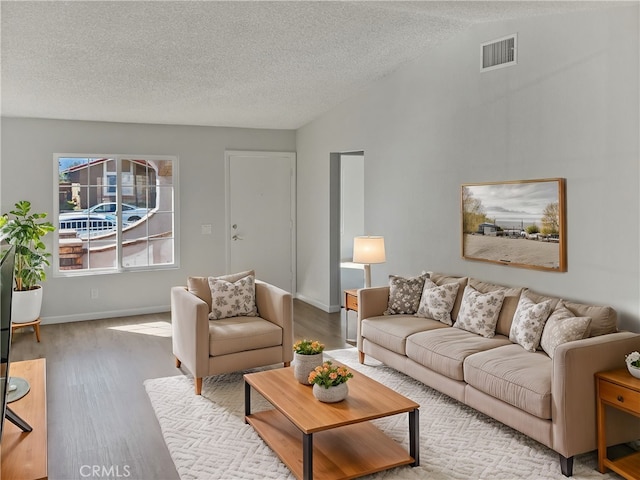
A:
244 379 251 423
409 409 419 466
303 433 313 480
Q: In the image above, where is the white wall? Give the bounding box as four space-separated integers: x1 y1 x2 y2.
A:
0 118 295 323
296 5 640 330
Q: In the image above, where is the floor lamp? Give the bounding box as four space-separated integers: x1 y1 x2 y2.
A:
353 236 386 288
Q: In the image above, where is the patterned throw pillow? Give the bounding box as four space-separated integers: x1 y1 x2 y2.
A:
384 273 428 315
207 274 258 320
509 291 553 352
541 300 592 358
453 285 505 338
416 279 460 326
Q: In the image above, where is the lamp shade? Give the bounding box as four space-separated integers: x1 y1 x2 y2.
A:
353 236 386 264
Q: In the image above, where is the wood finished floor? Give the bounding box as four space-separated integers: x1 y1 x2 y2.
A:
8 299 348 480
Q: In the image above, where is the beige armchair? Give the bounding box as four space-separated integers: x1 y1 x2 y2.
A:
171 277 293 394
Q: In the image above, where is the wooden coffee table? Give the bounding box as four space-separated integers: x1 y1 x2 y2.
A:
244 365 419 480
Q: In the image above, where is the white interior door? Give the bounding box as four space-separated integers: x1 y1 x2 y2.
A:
226 151 296 293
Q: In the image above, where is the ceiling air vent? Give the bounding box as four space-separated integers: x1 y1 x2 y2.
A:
481 34 517 72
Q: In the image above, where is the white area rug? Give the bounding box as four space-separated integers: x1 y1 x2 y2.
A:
145 348 614 480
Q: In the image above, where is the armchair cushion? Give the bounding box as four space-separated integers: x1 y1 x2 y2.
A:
209 316 283 356
208 274 258 320
187 270 255 311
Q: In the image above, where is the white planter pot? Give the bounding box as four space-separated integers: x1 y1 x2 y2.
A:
293 352 323 385
12 286 43 324
313 382 349 403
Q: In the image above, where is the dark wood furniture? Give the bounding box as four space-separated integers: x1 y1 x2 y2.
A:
244 365 419 480
596 368 640 479
1 358 47 480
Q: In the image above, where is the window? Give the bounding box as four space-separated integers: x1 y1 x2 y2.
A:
55 154 178 274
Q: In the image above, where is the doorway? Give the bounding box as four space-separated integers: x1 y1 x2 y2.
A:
225 150 296 293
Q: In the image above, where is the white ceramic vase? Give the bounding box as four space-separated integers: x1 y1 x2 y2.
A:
11 286 43 324
293 352 323 385
313 382 349 403
627 364 640 379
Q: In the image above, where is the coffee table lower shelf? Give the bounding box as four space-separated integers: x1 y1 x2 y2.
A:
246 409 415 480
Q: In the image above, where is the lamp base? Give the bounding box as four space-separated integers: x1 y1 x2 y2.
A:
364 264 371 288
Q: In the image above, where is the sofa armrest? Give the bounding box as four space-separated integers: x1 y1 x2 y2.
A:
356 286 390 352
551 331 640 457
255 280 294 363
171 286 211 378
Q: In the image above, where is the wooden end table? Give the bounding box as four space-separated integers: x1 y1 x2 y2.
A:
244 365 419 480
595 368 640 479
344 289 358 343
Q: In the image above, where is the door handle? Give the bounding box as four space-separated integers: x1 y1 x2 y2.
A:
232 235 243 241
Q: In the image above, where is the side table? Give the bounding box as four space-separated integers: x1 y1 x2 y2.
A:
12 318 42 343
344 289 358 343
595 368 640 479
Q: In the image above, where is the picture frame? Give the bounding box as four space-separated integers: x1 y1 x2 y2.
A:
461 178 566 272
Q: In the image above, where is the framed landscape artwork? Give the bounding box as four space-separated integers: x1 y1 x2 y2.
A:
461 178 566 272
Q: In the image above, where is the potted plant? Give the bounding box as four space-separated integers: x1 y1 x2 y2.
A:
292 339 325 384
0 201 55 323
308 360 354 402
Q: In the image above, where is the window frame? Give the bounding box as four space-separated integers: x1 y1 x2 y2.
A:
53 153 180 276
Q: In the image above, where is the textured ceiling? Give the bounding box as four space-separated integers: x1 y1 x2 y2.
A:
0 1 622 129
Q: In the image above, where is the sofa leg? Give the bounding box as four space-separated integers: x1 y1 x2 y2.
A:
175 357 181 368
359 351 365 364
195 377 203 395
559 454 574 477
284 361 290 368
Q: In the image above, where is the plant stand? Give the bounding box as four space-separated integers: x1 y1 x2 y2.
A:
12 317 41 343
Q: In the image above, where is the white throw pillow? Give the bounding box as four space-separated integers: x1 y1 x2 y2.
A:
509 290 553 352
453 285 505 338
416 279 460 326
541 300 592 358
208 274 258 320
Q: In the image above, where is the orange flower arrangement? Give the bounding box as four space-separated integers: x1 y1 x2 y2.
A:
308 361 353 389
293 339 325 355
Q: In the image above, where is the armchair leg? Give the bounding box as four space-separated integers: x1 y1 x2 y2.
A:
195 377 203 395
284 361 290 368
175 357 181 368
559 454 574 477
359 351 365 364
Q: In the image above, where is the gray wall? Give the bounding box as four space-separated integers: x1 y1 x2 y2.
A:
296 5 640 330
1 118 295 322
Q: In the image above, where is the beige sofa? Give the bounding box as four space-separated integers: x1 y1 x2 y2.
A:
356 273 640 476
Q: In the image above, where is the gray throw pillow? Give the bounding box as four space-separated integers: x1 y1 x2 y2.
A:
384 273 428 315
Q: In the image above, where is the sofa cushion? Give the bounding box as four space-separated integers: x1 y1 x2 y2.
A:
509 290 553 352
208 274 258 320
406 328 511 381
361 315 447 355
384 273 428 315
209 316 282 356
464 344 552 419
428 274 468 322
563 300 616 337
188 270 255 312
454 285 505 338
540 300 592 358
468 278 523 337
416 279 460 326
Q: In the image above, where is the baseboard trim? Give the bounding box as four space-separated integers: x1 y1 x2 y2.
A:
294 293 341 313
41 305 171 325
